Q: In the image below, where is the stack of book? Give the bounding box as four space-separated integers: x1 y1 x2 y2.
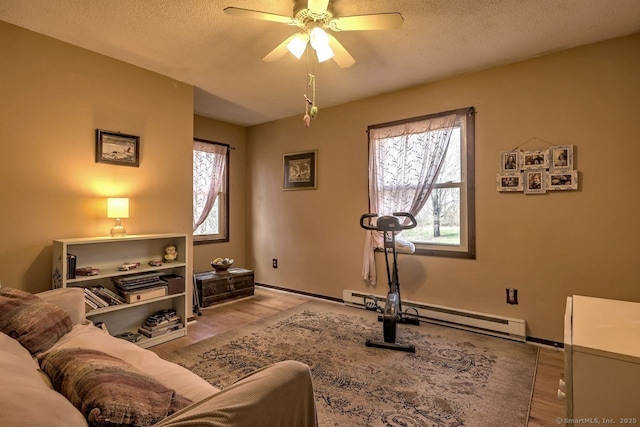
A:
112 272 168 303
138 310 183 338
84 286 125 309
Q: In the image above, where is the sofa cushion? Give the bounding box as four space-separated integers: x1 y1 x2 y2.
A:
38 287 86 326
0 288 72 355
38 348 193 427
49 322 220 403
0 331 88 427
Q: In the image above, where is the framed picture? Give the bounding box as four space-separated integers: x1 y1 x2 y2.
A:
496 173 524 192
547 170 578 190
96 129 140 167
500 150 520 173
283 150 317 190
521 150 548 170
549 145 574 170
524 170 546 194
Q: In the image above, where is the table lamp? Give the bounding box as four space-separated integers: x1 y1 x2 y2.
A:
107 197 129 237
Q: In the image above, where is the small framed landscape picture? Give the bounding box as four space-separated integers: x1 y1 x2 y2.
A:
521 150 548 170
549 145 574 170
524 170 546 194
283 150 317 190
547 170 578 191
96 129 140 167
496 173 524 192
500 150 520 173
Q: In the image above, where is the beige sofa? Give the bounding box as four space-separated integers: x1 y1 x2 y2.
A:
0 287 317 427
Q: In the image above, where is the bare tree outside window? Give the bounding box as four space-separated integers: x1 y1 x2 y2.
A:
400 123 469 251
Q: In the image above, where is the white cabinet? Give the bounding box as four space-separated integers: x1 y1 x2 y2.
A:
563 295 640 421
52 233 189 348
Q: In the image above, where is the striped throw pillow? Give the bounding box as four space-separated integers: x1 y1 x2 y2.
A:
0 288 72 355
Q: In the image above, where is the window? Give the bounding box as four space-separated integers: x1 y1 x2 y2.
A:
193 138 229 243
367 107 475 259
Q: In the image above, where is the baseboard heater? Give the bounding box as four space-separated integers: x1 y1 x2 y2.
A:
343 290 526 342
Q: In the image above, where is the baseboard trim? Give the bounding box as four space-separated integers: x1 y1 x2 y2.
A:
255 283 342 304
257 283 564 347
526 336 563 349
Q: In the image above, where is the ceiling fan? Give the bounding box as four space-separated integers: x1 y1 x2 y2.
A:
223 0 403 68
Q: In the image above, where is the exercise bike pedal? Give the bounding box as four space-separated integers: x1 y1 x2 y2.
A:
364 295 380 312
399 307 420 325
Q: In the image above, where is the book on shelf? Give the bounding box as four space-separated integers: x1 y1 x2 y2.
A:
143 315 181 330
83 286 126 310
83 288 109 308
84 297 98 310
115 280 168 292
112 271 165 285
112 272 167 292
91 286 125 305
67 254 77 279
138 322 183 338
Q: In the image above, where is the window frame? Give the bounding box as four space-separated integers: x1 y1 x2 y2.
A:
193 138 230 245
368 107 475 259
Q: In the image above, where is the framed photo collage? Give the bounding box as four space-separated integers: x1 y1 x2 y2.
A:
497 145 578 194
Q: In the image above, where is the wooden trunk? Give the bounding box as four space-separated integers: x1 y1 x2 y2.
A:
195 268 255 307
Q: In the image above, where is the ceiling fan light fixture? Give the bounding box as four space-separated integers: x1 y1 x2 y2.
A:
286 33 309 59
315 43 334 62
308 27 333 62
225 4 404 68
309 27 329 50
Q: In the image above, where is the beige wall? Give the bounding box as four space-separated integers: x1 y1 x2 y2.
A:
193 115 247 273
2 18 639 342
0 22 194 294
247 33 640 342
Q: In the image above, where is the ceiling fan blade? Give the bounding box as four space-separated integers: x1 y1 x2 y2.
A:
327 35 355 68
223 7 297 25
329 12 404 31
263 34 300 62
307 0 329 15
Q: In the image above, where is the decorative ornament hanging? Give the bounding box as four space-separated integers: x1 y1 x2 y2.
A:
303 94 311 127
303 73 318 127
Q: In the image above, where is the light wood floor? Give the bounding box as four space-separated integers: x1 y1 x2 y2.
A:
151 287 565 426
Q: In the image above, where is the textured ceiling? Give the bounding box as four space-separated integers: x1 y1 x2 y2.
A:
2 0 640 126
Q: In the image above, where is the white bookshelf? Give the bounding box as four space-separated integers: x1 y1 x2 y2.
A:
52 233 189 348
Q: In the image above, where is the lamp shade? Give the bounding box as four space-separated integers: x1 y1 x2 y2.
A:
287 33 309 59
107 198 129 219
309 27 334 62
315 43 334 63
309 27 328 50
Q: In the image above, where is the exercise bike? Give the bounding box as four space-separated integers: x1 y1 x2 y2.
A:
360 212 420 353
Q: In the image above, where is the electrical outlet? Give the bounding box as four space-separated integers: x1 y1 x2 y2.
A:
506 288 518 304
272 259 278 268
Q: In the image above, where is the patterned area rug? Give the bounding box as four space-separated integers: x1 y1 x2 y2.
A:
164 300 538 427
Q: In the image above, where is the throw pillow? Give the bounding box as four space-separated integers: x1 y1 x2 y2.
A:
38 348 193 427
0 288 73 355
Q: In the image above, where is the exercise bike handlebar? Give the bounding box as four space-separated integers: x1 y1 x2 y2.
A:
360 212 417 231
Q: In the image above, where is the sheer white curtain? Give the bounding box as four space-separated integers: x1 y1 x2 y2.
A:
193 141 227 232
363 113 457 285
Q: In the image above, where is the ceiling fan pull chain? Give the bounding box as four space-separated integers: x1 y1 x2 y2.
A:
303 73 316 127
309 74 318 119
